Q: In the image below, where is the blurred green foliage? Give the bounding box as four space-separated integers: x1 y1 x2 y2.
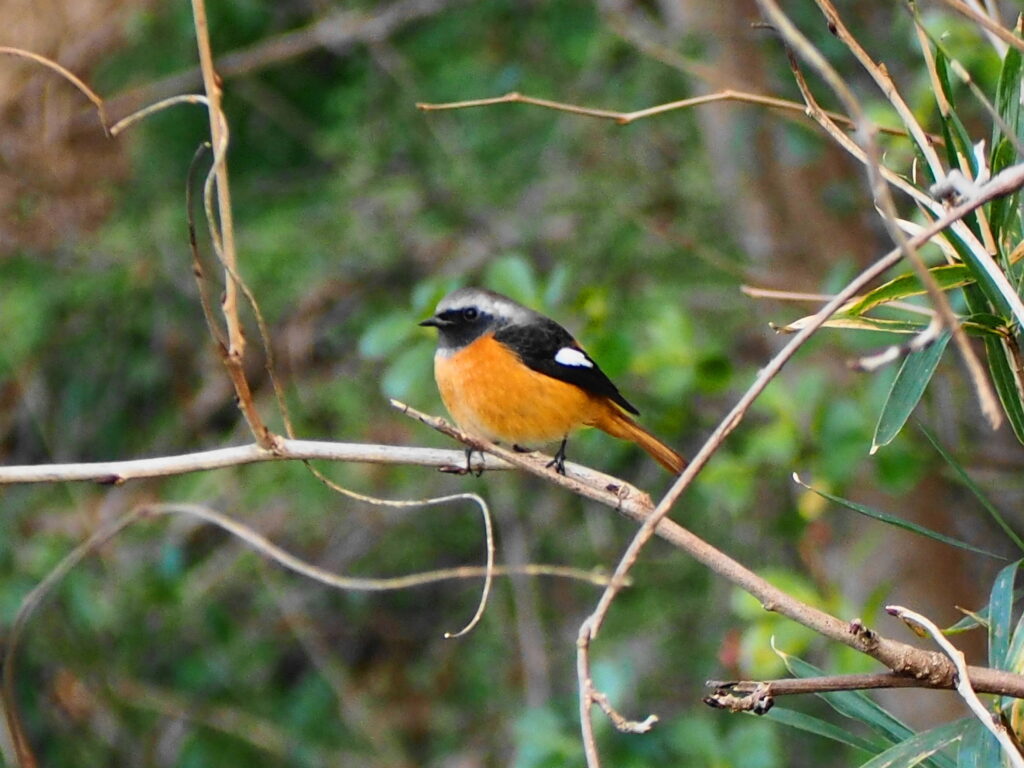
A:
1 0 1021 766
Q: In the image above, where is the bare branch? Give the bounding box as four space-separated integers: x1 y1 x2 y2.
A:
936 0 1024 54
705 667 1024 714
571 160 1024 762
0 46 108 133
416 88 916 136
0 440 512 485
190 0 277 450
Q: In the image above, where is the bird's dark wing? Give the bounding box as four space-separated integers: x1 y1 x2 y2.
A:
494 319 639 415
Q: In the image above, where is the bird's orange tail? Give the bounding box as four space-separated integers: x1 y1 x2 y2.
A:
592 407 687 475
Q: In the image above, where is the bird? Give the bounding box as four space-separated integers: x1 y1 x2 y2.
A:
419 287 686 474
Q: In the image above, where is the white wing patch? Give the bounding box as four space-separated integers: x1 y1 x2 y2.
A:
554 347 593 368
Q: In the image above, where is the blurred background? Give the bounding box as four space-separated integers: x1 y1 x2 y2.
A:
0 0 1019 765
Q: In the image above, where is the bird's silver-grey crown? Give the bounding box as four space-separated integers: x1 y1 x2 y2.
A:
433 287 538 327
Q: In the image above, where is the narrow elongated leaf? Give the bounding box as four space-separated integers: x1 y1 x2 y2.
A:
765 707 883 755
989 39 1022 238
957 719 1001 768
937 223 1013 320
843 266 973 317
794 476 1005 560
988 560 1023 671
773 648 915 748
1006 608 1024 677
984 335 1024 445
918 425 1024 552
775 315 926 335
857 718 971 768
945 608 987 634
933 52 978 179
872 331 952 452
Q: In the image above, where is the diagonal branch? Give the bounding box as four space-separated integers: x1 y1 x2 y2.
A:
571 159 1024 766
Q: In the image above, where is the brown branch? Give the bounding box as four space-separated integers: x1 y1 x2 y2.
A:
415 89 916 137
190 0 276 451
936 0 1024 53
0 46 108 133
567 159 1024 766
705 668 1024 714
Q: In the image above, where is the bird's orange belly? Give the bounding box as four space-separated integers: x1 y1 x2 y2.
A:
434 333 598 445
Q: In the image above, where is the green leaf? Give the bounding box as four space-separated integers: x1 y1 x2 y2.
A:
918 425 1024 552
776 315 927 335
1006 607 1024 679
411 276 463 315
944 608 987 635
857 718 970 768
872 331 952 452
933 51 977 181
484 254 540 307
983 335 1024 446
957 719 1001 768
794 475 1005 560
381 344 434 400
929 217 1014 320
990 38 1022 238
843 266 973 318
359 311 414 359
773 648 919 751
988 560 1022 671
764 707 883 755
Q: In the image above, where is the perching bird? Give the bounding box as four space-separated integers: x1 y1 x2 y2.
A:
419 288 686 474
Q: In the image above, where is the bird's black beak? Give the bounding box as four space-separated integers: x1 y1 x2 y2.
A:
419 316 440 328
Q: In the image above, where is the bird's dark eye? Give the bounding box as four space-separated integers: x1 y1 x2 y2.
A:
462 307 479 321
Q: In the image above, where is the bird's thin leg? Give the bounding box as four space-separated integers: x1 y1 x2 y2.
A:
546 438 568 475
464 448 485 477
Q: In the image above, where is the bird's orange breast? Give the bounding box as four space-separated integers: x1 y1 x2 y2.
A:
434 333 603 445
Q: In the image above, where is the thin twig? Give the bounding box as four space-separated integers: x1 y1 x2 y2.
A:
705 668 1024 712
742 284 937 318
108 94 209 135
937 0 1024 54
3 509 146 768
186 142 229 349
393 401 656 512
889 605 1024 767
301 469 496 639
781 48 935 208
416 89 916 136
0 46 108 134
190 0 275 449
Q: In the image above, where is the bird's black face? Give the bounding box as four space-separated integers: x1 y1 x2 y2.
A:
419 304 496 350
